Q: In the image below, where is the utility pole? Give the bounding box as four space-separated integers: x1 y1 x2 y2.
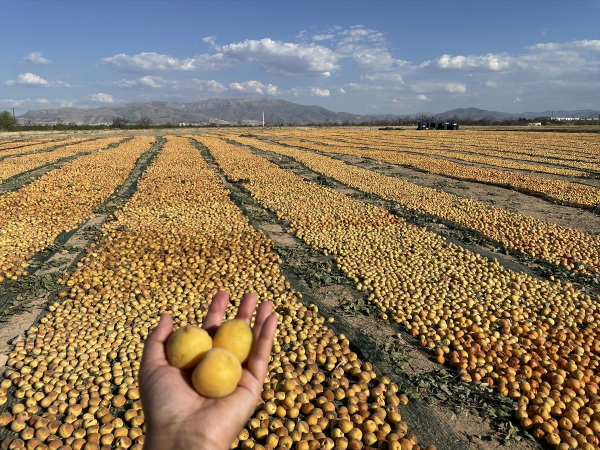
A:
262 111 265 127
12 108 16 119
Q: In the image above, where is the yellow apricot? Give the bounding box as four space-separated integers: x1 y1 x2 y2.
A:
166 325 212 370
212 319 254 363
192 348 242 398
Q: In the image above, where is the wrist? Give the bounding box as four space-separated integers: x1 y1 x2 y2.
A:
144 427 222 450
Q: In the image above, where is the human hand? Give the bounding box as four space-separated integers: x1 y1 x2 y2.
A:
139 291 278 450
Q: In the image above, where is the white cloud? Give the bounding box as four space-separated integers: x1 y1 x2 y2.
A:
172 79 227 94
396 60 416 70
310 88 330 97
363 72 404 83
352 47 398 71
101 53 182 70
60 100 74 107
420 53 511 71
392 95 431 106
96 34 599 113
54 80 72 88
228 80 279 95
5 73 71 88
338 25 385 45
100 25 409 81
0 98 27 107
0 98 49 107
109 79 139 88
513 40 600 79
271 26 408 80
139 76 161 88
289 86 331 97
5 72 50 87
344 82 386 91
334 25 398 72
513 97 522 103
417 40 600 86
23 51 50 64
526 40 600 52
107 76 162 88
411 81 467 94
313 34 334 41
101 38 338 77
88 93 116 103
216 38 339 76
101 52 233 72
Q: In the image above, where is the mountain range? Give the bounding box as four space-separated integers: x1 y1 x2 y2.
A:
17 98 599 125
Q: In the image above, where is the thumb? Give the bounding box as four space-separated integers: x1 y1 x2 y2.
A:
141 314 173 374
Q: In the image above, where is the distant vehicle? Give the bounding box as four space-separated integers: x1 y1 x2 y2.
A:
417 121 459 130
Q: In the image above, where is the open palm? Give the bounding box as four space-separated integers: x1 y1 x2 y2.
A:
139 291 278 450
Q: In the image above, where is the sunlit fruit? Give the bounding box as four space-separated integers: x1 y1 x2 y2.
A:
167 325 212 370
192 348 242 398
213 319 255 363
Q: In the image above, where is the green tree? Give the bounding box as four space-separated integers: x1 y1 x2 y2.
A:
0 111 18 131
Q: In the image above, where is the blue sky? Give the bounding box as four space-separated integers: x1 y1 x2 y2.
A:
1 0 599 115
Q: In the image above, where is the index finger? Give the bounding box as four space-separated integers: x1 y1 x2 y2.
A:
236 292 258 324
202 291 229 335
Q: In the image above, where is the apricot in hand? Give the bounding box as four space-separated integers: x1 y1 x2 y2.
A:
192 348 242 398
166 325 212 370
212 319 255 363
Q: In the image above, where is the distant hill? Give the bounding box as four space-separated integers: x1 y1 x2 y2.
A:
17 98 599 125
521 109 599 119
434 107 599 121
434 107 514 121
19 99 365 126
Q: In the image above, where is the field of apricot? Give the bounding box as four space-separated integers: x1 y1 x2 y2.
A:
199 133 600 450
267 137 600 208
231 136 600 277
0 128 597 450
